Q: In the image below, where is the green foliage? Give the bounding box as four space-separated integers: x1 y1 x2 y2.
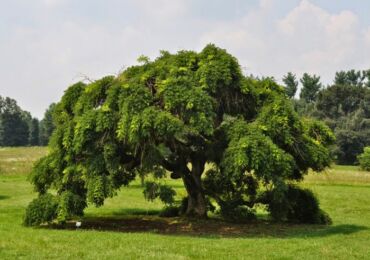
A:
159 206 180 217
0 96 30 146
24 193 58 226
143 181 176 206
27 44 333 224
0 96 54 147
358 147 370 171
39 103 56 146
219 202 256 223
294 69 370 165
334 69 370 87
334 130 367 165
300 73 322 103
57 191 86 223
283 72 298 98
316 84 367 118
30 155 59 194
264 185 332 224
306 80 370 165
28 118 40 146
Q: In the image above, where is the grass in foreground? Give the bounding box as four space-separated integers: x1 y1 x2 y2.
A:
0 147 370 259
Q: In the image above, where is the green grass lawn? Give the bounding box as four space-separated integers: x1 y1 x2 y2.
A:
0 147 370 259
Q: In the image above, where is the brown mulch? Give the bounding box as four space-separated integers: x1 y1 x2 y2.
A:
54 217 320 237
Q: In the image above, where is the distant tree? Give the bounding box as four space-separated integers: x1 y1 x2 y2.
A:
29 118 40 146
39 103 56 146
282 72 298 98
316 84 365 118
334 130 365 165
313 82 370 165
0 96 29 146
346 70 362 86
300 73 322 103
292 69 370 165
334 69 370 87
334 71 348 85
362 70 370 88
26 45 334 226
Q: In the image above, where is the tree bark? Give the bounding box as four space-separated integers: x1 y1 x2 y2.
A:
163 152 207 218
182 159 207 218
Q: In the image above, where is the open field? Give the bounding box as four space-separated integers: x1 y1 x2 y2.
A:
0 147 369 259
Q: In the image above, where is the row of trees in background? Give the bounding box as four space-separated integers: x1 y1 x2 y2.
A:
0 96 55 147
1 68 369 165
282 69 370 165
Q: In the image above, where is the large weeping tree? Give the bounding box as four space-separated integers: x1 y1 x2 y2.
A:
25 45 334 225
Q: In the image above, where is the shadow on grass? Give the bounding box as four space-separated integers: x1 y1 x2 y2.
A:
128 183 185 189
0 195 10 200
47 216 368 239
111 208 161 216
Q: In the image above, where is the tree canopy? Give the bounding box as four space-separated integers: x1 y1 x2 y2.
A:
296 72 370 165
282 72 298 98
39 103 56 146
299 73 322 103
26 44 334 226
0 96 55 147
358 147 370 171
0 96 30 146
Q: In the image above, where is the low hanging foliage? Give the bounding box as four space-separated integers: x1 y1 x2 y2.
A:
25 44 334 226
260 185 332 224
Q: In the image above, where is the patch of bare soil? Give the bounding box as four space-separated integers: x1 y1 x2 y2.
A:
54 217 323 237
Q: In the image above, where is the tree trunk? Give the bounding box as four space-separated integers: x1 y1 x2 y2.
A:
182 160 207 218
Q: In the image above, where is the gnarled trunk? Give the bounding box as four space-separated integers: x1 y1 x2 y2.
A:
182 159 207 218
166 155 207 218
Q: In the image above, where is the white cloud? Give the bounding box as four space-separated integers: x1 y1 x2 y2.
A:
200 0 370 84
365 27 370 44
42 0 66 7
259 0 275 9
130 0 188 21
0 0 196 118
1 0 370 117
0 21 147 117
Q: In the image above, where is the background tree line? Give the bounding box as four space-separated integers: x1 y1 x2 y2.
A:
1 68 369 165
0 96 55 146
283 69 370 165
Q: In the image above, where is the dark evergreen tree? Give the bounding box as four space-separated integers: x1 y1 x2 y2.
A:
299 73 322 103
29 118 40 146
39 103 56 146
333 69 370 88
282 72 298 98
298 69 370 165
0 96 29 146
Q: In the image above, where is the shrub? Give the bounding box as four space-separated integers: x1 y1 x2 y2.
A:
229 205 256 223
219 200 256 223
358 147 370 171
266 185 331 224
24 193 58 226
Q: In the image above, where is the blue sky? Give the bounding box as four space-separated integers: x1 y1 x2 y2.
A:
1 0 370 118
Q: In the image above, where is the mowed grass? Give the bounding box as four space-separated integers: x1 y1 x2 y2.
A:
0 147 370 259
